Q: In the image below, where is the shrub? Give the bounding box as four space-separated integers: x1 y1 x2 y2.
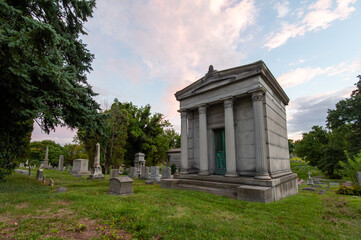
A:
335 185 361 196
171 163 177 175
339 151 361 185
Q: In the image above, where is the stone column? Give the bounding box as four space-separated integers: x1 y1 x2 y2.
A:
58 155 64 171
180 110 188 173
198 105 209 175
224 98 237 177
252 90 271 180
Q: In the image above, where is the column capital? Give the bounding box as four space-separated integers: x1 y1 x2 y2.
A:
224 98 234 109
187 113 194 120
198 105 207 114
251 90 265 102
179 110 188 118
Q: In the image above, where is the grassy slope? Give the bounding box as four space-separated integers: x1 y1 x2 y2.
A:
0 168 360 240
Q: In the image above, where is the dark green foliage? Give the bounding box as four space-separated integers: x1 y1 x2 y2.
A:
327 75 361 156
27 140 67 166
171 163 177 175
0 1 101 179
63 143 88 166
77 99 180 169
294 126 328 167
0 119 33 180
288 139 295 156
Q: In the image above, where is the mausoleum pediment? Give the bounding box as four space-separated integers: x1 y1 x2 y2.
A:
175 60 289 105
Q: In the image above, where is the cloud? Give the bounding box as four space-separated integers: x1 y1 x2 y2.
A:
273 1 290 18
265 0 356 50
90 0 258 120
31 123 76 146
278 59 361 88
287 87 353 140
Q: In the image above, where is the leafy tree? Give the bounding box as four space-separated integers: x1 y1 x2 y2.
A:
294 126 328 167
27 140 66 166
288 139 295 156
327 75 361 156
339 150 361 185
0 0 101 179
63 143 88 166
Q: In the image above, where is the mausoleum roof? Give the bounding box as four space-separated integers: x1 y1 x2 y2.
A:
175 60 289 105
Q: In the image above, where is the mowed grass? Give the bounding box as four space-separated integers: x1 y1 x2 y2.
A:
0 169 361 240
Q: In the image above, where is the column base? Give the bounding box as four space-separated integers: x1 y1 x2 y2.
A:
225 173 238 177
180 170 189 174
254 174 271 180
198 170 210 176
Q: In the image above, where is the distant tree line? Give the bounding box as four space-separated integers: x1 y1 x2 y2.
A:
293 76 361 178
24 100 180 174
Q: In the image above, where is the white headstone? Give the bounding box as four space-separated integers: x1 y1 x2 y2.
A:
58 155 64 171
43 146 50 169
88 143 104 179
161 167 172 179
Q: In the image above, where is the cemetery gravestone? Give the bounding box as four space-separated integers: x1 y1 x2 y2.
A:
58 155 64 171
36 169 43 180
129 167 137 178
134 153 145 174
70 159 90 177
49 178 54 186
149 166 160 184
307 171 314 185
110 169 119 179
43 175 46 184
43 146 50 169
161 167 172 180
108 177 134 195
57 187 67 193
19 163 24 167
357 172 361 185
139 166 150 180
88 143 104 179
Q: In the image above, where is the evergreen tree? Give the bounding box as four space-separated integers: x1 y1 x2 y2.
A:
0 1 101 179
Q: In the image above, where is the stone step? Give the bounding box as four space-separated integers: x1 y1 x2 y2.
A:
176 183 237 199
176 179 241 190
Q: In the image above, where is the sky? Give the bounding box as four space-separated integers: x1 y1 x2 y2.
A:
31 0 361 145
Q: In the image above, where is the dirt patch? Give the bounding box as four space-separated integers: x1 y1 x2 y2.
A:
15 202 28 209
0 207 132 240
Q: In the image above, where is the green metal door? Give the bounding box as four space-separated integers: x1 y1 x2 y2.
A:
214 129 226 175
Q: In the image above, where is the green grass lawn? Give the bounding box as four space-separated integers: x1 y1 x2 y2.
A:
1 168 361 240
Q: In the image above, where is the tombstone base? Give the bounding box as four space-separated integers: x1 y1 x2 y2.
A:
107 191 133 196
161 173 298 203
71 171 90 177
88 167 104 179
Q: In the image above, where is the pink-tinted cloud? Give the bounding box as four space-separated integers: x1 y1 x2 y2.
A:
265 0 356 50
31 123 76 146
278 59 361 88
91 0 258 122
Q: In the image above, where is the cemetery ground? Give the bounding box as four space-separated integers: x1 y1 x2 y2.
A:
1 165 361 240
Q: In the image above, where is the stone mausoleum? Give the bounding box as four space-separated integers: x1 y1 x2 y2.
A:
162 61 298 202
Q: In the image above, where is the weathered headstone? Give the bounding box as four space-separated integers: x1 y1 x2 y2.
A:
330 182 340 186
70 159 90 177
150 166 160 182
129 167 137 178
134 153 145 173
313 179 320 184
110 169 119 179
19 163 24 168
108 177 134 195
302 187 316 192
43 146 50 169
88 143 104 179
307 171 314 185
42 175 46 184
139 166 150 179
49 178 54 186
36 169 43 180
318 190 326 195
57 187 67 193
357 172 361 185
161 167 172 180
58 155 64 171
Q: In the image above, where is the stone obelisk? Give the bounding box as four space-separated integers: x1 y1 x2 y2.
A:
43 146 50 169
58 155 64 171
88 143 104 179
